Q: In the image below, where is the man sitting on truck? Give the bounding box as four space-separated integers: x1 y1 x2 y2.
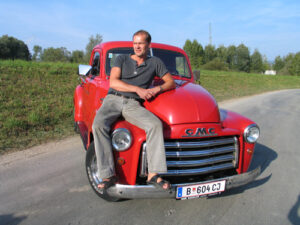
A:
92 30 176 191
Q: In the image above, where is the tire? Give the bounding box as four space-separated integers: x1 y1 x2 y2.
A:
85 142 121 202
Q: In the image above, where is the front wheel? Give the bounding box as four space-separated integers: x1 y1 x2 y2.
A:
85 142 120 202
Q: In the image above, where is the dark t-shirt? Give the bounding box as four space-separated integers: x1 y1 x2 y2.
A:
108 54 168 99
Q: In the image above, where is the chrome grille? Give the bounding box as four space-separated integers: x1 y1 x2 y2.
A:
140 136 239 177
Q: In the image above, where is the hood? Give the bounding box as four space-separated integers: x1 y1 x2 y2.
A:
144 81 220 125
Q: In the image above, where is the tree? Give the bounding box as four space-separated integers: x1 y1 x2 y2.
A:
262 55 271 71
183 39 193 65
250 49 264 73
183 39 204 69
216 45 227 62
85 34 103 62
273 56 285 72
226 45 237 70
289 52 300 75
32 45 42 61
277 53 294 75
284 53 294 75
236 44 250 72
0 35 30 60
41 47 70 62
71 50 85 63
203 44 216 64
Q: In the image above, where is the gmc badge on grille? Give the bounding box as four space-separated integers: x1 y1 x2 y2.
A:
182 128 218 137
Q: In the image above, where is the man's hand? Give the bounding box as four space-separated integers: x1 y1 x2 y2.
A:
137 73 176 100
136 86 160 100
110 67 176 101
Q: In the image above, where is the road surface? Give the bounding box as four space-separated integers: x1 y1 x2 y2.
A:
0 89 299 225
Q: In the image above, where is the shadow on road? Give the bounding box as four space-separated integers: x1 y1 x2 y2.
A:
288 194 300 225
0 214 27 225
217 142 277 197
248 142 277 173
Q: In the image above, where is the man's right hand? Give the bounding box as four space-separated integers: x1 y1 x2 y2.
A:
136 87 157 100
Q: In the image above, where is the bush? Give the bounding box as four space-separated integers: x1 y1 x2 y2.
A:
202 58 229 71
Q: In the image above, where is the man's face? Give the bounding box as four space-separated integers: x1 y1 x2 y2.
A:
133 34 150 57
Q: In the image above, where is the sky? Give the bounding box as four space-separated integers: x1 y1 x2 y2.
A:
1 0 300 61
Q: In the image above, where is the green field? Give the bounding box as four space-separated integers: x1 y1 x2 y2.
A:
200 70 300 101
1 60 300 153
0 60 78 153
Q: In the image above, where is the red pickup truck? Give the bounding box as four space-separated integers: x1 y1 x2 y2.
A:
74 41 260 201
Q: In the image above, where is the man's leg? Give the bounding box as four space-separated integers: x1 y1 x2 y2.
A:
122 99 169 188
92 95 122 180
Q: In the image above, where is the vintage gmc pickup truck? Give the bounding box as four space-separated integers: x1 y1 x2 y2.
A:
74 41 260 201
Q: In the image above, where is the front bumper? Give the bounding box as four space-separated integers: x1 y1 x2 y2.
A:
107 166 261 199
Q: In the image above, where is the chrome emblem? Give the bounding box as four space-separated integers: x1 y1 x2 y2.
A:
182 128 218 137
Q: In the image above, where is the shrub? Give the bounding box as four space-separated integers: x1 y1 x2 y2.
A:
202 58 229 71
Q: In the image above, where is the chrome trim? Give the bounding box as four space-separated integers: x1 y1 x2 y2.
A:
139 136 238 177
78 64 92 76
111 128 132 151
167 155 234 167
164 138 235 149
139 143 148 177
163 163 234 176
107 166 261 199
243 124 260 143
233 136 239 167
166 146 235 158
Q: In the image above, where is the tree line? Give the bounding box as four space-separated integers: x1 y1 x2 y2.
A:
1 34 299 75
183 39 300 75
0 34 103 64
273 53 300 76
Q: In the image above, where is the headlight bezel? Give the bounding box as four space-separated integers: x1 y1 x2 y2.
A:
111 128 132 151
244 124 260 143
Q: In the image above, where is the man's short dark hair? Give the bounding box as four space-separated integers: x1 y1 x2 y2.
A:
133 30 152 43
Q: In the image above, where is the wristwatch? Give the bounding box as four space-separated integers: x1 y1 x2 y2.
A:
159 85 164 92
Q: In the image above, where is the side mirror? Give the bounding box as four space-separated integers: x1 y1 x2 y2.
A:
78 65 92 76
193 70 200 81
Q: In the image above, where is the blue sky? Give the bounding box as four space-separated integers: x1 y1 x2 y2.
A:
1 0 299 61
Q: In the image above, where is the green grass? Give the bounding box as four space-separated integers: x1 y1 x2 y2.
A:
0 60 78 153
199 70 300 101
1 60 300 153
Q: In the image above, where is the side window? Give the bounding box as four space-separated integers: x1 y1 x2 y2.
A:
105 48 133 75
176 56 190 77
91 52 100 76
152 48 191 78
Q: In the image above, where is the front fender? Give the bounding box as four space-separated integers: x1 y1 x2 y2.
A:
74 85 85 122
220 109 258 173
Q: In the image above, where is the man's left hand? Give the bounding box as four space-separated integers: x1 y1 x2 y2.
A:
146 86 161 99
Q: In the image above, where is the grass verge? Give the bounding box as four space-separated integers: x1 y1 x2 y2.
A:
199 70 300 101
0 60 78 153
1 61 300 153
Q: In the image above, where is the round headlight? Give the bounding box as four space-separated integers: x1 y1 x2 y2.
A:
244 124 260 143
111 128 132 151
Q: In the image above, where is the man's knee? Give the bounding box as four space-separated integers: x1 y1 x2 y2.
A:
92 113 106 132
147 117 163 132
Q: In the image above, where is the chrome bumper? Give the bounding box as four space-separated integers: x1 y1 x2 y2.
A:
107 166 261 199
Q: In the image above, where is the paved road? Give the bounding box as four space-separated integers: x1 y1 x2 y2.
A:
0 89 299 225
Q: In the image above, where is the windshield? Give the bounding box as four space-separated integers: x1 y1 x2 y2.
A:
105 47 191 78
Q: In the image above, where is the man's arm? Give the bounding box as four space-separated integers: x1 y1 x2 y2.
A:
110 67 136 92
148 72 176 95
110 67 175 100
110 67 155 100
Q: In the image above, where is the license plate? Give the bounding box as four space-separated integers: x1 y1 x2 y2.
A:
176 180 226 200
